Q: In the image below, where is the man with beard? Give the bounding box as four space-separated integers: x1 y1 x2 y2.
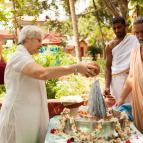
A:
104 16 139 102
116 17 143 134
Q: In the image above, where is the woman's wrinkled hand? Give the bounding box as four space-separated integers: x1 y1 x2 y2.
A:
77 61 100 77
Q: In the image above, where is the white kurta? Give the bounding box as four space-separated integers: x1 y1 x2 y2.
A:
0 45 49 143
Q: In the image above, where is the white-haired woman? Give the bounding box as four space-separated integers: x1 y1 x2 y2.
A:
0 25 100 143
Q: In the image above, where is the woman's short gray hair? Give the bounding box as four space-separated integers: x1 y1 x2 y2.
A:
18 25 42 44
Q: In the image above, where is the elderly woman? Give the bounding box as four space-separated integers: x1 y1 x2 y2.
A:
0 25 100 143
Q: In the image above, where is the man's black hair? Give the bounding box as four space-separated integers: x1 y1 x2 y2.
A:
111 16 126 25
133 17 143 25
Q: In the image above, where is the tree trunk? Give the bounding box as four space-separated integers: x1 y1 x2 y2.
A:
11 0 19 43
102 0 129 20
117 0 129 19
102 0 120 17
136 4 140 17
69 0 81 62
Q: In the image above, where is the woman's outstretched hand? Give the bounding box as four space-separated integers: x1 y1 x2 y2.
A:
77 61 100 77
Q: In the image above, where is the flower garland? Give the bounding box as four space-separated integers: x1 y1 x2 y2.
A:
50 108 132 143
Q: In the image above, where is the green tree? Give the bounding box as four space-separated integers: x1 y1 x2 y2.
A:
77 1 113 59
129 0 143 17
43 19 72 36
0 0 60 40
0 3 12 25
101 0 143 20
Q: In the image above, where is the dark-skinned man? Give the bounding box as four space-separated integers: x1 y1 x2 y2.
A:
104 16 139 103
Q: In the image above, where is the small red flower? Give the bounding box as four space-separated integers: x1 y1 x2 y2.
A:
126 140 131 143
50 128 56 134
67 139 71 143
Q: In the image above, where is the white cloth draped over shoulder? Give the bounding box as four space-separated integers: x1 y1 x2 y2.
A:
111 35 139 101
0 45 49 143
111 35 139 75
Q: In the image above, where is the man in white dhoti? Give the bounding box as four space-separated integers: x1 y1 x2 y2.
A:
0 26 100 143
104 16 139 102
